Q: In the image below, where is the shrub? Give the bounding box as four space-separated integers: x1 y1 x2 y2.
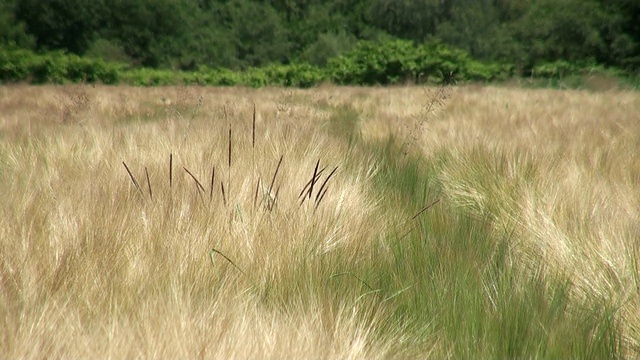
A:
30 53 67 84
121 68 178 86
0 47 35 82
532 60 578 79
327 39 508 85
0 47 120 84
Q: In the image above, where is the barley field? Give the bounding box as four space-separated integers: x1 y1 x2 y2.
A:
1 84 639 359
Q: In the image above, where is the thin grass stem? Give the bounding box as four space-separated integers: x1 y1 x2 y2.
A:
122 161 142 195
314 166 338 204
210 248 256 287
145 167 152 200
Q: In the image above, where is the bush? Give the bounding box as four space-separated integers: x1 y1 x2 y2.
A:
327 39 509 85
120 68 178 86
66 55 119 84
327 40 416 85
0 47 119 84
30 53 67 84
0 47 35 82
250 64 326 87
532 61 579 79
465 61 514 82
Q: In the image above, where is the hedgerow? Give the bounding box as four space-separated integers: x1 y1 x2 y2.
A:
0 42 629 87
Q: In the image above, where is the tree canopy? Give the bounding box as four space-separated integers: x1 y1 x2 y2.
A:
1 0 638 74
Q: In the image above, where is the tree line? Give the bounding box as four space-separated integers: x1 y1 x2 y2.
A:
1 0 638 76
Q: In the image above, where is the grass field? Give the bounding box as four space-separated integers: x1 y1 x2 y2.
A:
1 84 639 358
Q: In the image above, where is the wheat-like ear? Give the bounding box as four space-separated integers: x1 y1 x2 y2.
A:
298 167 326 201
182 166 205 192
254 176 261 209
315 166 338 205
209 164 215 202
220 181 227 206
262 155 283 210
210 249 256 287
308 159 320 200
169 153 173 189
228 126 232 169
145 167 153 200
227 124 232 204
122 161 142 195
252 103 256 149
411 199 441 220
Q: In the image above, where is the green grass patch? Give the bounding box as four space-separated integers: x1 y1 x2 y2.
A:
361 143 623 357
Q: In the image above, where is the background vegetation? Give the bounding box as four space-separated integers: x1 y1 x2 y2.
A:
0 0 639 86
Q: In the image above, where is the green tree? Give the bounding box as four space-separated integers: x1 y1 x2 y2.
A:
15 0 105 54
599 0 640 71
225 0 291 67
301 30 357 66
512 0 611 70
175 1 239 70
436 0 522 64
367 0 442 42
98 0 193 67
0 0 34 48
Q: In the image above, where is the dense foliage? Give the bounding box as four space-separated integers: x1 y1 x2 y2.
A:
0 42 631 87
0 48 119 84
0 0 638 84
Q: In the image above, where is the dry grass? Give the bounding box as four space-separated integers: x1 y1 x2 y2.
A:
0 85 393 359
1 84 640 358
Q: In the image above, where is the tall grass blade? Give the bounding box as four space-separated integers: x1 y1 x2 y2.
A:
411 199 441 220
314 166 338 205
210 248 256 287
330 272 375 292
122 161 142 195
308 159 320 200
267 155 284 202
228 126 232 169
298 167 326 201
209 165 215 202
254 177 261 209
228 125 232 204
145 167 152 200
183 166 206 193
221 181 227 206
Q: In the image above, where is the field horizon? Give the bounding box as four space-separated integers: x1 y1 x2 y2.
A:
1 84 639 358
